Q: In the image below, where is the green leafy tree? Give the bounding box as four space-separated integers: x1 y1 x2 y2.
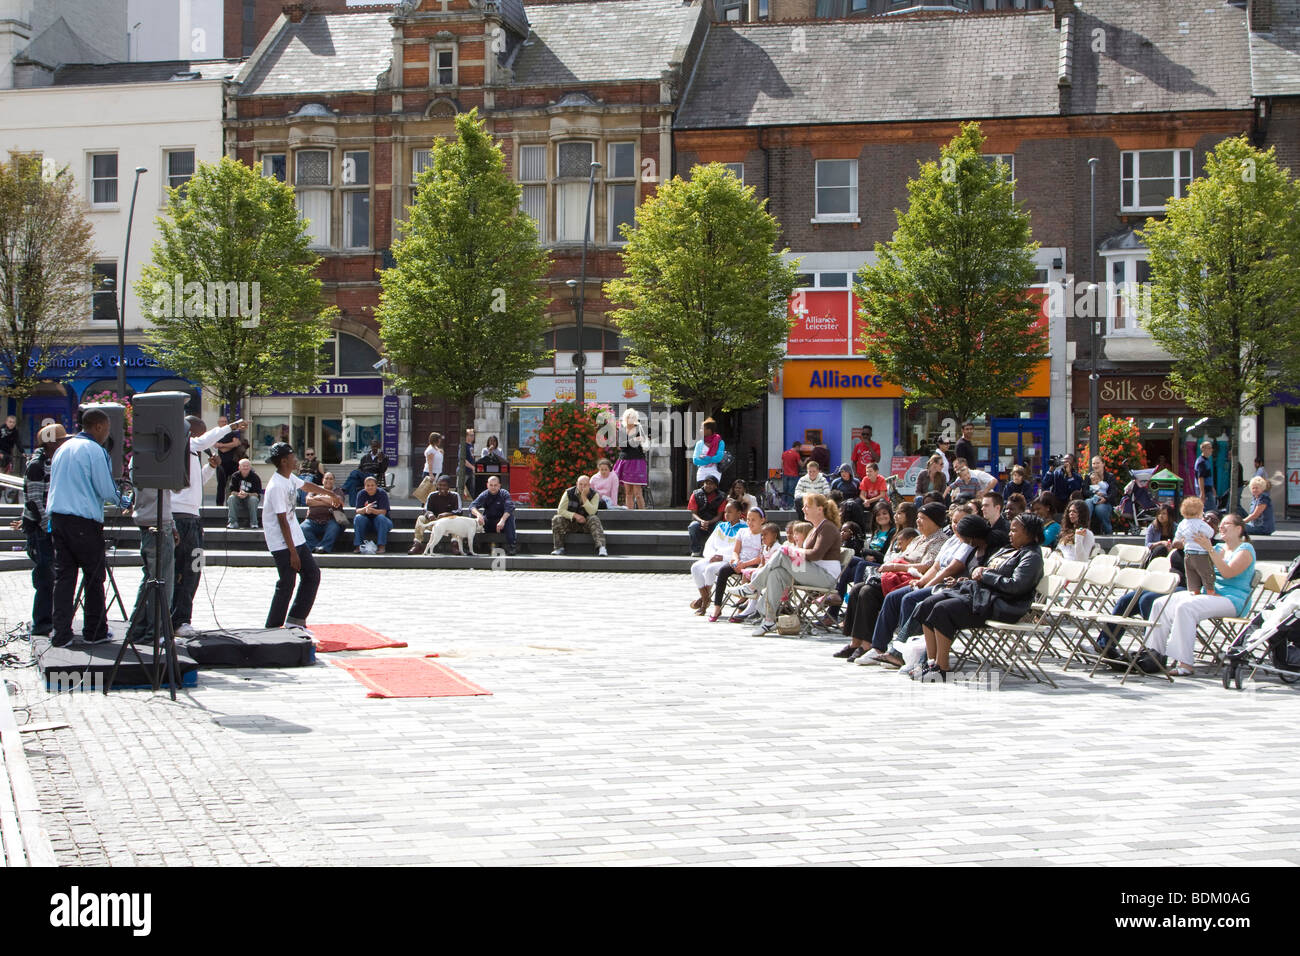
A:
855 123 1047 423
377 109 552 436
1143 136 1300 510
0 152 96 425
136 155 335 414
605 162 799 417
531 401 602 508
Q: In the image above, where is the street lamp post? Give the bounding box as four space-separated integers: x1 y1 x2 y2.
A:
117 166 147 399
572 160 601 405
1088 156 1100 466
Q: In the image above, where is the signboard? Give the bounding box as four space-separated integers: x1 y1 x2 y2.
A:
784 358 1048 399
788 290 852 355
383 395 399 461
890 455 925 494
1287 426 1300 506
513 374 651 405
1072 372 1185 410
272 377 384 397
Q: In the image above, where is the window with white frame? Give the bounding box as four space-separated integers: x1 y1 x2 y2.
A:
607 142 636 244
342 150 370 249
723 162 744 184
434 47 455 86
294 149 331 248
1105 253 1152 334
410 147 433 202
1121 149 1193 212
91 263 117 321
261 153 287 182
90 152 118 205
166 149 195 196
814 159 857 221
518 144 547 239
556 141 595 243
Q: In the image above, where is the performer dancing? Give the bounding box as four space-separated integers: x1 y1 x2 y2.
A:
263 442 341 631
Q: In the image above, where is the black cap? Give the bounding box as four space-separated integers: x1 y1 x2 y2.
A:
267 441 293 466
919 502 948 527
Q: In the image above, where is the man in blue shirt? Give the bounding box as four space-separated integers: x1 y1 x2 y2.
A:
470 474 517 555
48 409 127 647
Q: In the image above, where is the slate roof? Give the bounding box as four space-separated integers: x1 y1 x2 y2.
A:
237 12 394 96
52 59 243 86
514 0 703 86
1064 0 1253 114
675 12 1063 129
1249 0 1300 96
13 17 115 70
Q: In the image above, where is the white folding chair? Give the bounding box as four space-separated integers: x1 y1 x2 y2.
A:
1064 566 1148 672
1096 570 1183 683
786 547 854 635
1109 543 1147 567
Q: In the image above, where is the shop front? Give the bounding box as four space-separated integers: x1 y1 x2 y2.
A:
1071 369 1236 495
504 372 655 506
9 344 199 450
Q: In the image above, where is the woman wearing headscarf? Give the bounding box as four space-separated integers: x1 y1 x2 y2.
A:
908 512 1047 682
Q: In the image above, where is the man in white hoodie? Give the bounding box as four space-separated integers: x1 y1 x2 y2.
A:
170 415 244 637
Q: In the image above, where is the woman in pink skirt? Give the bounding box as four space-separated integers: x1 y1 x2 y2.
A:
612 409 649 509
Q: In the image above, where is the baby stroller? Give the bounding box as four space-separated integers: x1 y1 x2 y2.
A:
1222 555 1300 689
1116 468 1160 536
761 475 786 511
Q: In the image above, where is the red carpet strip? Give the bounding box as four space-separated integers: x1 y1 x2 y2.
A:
331 657 492 699
310 623 408 653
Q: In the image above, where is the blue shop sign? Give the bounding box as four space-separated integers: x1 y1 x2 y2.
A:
27 345 164 377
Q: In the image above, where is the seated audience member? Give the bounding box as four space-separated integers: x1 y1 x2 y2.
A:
1056 498 1096 562
353 475 393 553
728 479 759 514
552 474 608 556
864 500 897 564
297 448 325 504
707 507 766 620
729 521 784 622
980 492 1011 554
835 488 867 534
849 512 992 666
1030 493 1062 547
906 513 1047 682
1049 454 1084 503
838 501 948 658
477 435 506 465
1005 492 1028 520
1086 455 1120 533
1143 503 1179 564
858 462 890 508
225 459 263 529
301 472 346 554
822 503 894 626
746 495 843 636
793 460 831 520
830 464 860 501
470 474 518 555
590 458 620 509
409 475 462 554
687 475 727 556
1242 476 1275 536
945 459 995 503
689 500 747 613
914 454 948 503
1003 464 1035 502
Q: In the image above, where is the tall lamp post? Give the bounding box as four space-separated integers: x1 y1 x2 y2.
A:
117 166 147 399
570 160 601 405
1088 156 1100 466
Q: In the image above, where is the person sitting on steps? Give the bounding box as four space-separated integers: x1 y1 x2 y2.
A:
225 458 263 529
551 474 609 556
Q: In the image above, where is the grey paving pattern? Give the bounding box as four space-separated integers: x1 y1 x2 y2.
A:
1 566 1298 866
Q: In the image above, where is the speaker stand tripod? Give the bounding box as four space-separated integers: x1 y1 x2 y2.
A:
105 496 181 699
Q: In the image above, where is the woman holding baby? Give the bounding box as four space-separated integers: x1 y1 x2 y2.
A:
744 493 842 637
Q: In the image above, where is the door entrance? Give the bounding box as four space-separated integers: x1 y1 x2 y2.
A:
991 418 1049 482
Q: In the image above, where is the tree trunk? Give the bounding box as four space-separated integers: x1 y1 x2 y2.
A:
1228 395 1241 521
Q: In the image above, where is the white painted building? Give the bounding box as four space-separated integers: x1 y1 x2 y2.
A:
0 60 236 441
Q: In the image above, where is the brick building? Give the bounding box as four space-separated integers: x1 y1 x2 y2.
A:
675 0 1258 493
226 0 707 499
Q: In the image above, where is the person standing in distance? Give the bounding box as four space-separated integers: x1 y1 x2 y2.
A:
263 442 341 631
458 426 477 503
955 422 978 471
46 410 129 647
212 415 242 506
10 424 67 637
171 415 244 638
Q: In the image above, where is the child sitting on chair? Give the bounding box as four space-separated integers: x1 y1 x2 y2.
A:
781 521 812 569
1176 496 1216 595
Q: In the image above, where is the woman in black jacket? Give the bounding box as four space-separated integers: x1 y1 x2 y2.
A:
909 513 1047 682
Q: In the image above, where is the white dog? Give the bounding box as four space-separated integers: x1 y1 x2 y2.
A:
423 514 478 556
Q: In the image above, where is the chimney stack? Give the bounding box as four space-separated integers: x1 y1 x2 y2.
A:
283 3 307 23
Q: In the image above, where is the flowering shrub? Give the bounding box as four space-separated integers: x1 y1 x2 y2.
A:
531 401 603 508
1077 415 1147 484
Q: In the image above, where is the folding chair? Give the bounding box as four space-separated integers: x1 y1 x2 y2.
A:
1091 570 1182 682
1146 555 1171 574
969 575 1062 686
786 547 854 635
1063 566 1148 672
1195 570 1280 672
1109 543 1147 567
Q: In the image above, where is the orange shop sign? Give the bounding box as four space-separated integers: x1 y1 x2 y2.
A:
783 359 1051 399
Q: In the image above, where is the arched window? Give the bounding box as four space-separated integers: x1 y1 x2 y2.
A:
319 332 382 377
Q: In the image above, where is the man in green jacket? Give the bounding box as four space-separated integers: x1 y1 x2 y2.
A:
551 474 608 556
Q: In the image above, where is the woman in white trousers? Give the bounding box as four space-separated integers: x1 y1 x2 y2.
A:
1143 514 1256 677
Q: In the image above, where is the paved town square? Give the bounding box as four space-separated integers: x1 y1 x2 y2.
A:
3 567 1298 868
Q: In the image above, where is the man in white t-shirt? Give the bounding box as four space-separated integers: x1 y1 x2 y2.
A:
263 442 341 631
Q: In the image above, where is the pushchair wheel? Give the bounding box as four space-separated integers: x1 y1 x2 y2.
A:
1280 668 1300 686
1223 659 1241 690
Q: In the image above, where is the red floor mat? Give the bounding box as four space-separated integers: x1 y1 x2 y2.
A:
311 624 408 653
331 657 492 699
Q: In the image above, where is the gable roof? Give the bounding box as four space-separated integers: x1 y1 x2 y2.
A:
1064 0 1253 114
237 12 394 96
514 0 703 86
13 17 116 70
1250 0 1300 96
675 13 1062 129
